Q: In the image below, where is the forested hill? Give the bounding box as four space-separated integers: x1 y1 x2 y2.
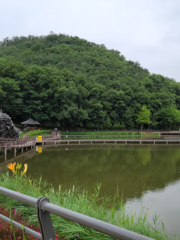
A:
0 33 180 130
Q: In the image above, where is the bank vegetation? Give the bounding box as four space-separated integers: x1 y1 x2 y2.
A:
0 168 178 240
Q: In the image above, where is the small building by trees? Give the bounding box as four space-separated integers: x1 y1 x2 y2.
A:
21 118 40 131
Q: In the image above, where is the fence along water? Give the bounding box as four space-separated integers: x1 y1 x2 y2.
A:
0 186 154 240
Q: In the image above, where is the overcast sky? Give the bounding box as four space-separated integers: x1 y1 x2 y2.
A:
1 0 180 82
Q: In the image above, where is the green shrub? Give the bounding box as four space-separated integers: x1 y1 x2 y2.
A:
134 132 140 135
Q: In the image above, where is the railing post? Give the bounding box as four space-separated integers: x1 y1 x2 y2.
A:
37 197 55 240
4 147 7 161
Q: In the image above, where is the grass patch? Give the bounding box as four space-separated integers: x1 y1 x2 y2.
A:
0 172 178 240
27 130 51 137
61 135 143 140
61 131 140 136
19 132 26 138
23 130 160 139
61 131 159 136
148 132 159 136
140 132 159 136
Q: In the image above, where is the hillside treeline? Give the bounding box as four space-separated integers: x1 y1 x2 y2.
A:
0 33 180 130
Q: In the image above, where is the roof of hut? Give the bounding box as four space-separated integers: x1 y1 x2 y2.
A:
21 118 40 125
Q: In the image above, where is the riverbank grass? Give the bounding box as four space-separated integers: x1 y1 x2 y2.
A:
27 129 51 137
19 130 160 140
0 171 178 240
19 130 52 138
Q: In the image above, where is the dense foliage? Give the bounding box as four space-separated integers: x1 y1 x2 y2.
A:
0 33 180 130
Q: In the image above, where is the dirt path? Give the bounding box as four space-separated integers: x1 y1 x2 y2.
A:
22 132 28 138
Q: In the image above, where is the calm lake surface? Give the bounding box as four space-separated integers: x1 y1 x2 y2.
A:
1 144 180 238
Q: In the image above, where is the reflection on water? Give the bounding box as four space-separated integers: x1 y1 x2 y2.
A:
1 144 180 238
0 148 36 173
0 148 26 163
126 180 180 239
26 145 180 200
26 145 180 238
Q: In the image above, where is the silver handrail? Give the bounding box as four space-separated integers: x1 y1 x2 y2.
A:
0 186 154 240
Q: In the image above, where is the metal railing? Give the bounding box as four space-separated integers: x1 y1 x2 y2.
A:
0 186 154 240
37 135 162 144
0 137 36 148
60 135 161 140
37 134 161 141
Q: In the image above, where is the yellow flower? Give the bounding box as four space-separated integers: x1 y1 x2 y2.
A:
16 163 22 171
7 162 16 174
22 164 28 175
7 162 28 176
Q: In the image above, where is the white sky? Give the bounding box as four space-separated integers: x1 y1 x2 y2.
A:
1 0 180 81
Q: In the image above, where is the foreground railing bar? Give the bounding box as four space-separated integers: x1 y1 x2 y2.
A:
43 202 153 240
0 187 37 206
0 214 42 239
0 187 154 240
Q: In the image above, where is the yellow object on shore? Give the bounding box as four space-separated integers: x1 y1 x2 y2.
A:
38 136 42 141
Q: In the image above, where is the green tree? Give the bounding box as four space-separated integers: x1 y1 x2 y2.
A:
104 116 112 129
136 106 151 131
0 77 22 120
158 107 180 130
0 34 180 129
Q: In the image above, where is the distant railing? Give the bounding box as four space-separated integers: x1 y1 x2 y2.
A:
0 186 154 240
0 137 36 148
38 134 161 141
0 134 162 147
60 135 162 140
0 148 36 174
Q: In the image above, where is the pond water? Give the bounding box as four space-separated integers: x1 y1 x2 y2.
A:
1 144 180 238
